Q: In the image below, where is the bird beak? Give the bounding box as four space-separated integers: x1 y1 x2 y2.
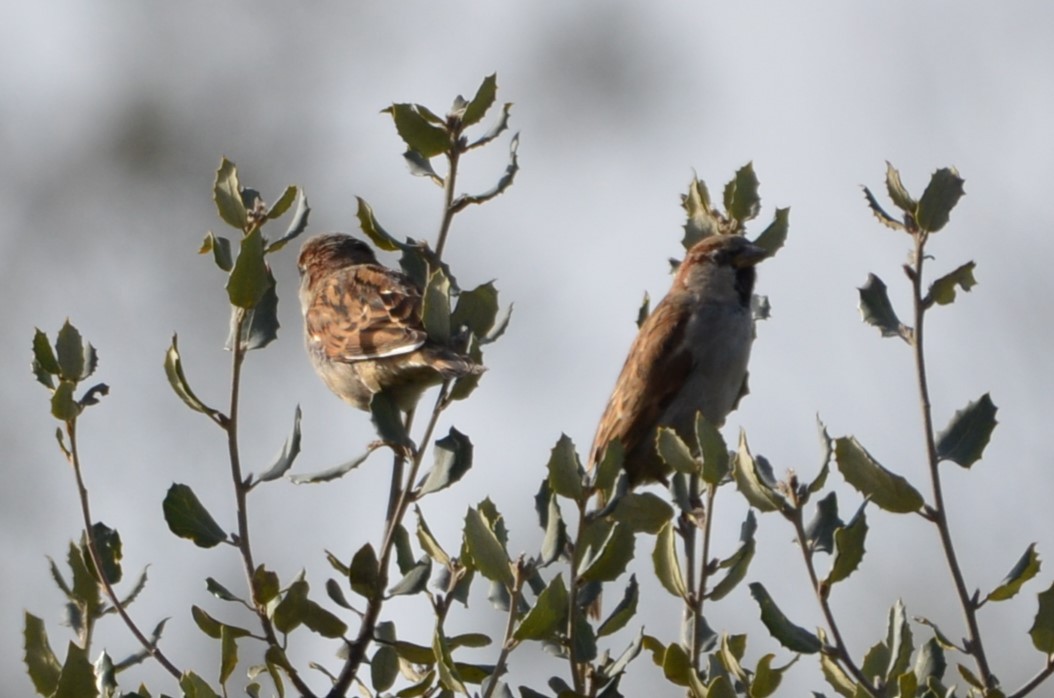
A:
731 242 769 269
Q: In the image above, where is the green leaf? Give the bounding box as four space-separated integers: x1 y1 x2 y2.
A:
916 617 962 652
417 427 473 497
24 613 61 696
820 647 858 697
164 335 219 417
393 522 415 575
32 328 60 388
862 185 907 232
987 542 1041 602
884 162 918 214
180 670 221 698
422 266 452 345
804 491 842 554
349 544 381 599
199 232 234 271
389 557 432 597
266 185 298 220
403 149 442 183
612 491 674 535
732 431 785 513
451 133 520 209
657 427 698 475
227 271 280 351
571 612 597 663
811 417 833 494
861 640 890 686
935 393 998 468
913 637 946 686
466 101 513 149
206 577 242 603
433 625 467 694
594 438 624 501
226 228 270 309
753 207 790 258
461 73 498 127
706 675 737 698
220 625 239 686
355 197 403 252
916 167 965 233
271 188 311 250
546 434 584 501
858 273 909 340
369 390 412 447
681 173 720 249
213 157 248 230
1030 580 1054 654
723 162 761 224
53 642 98 698
51 381 81 421
372 645 400 692
385 103 450 158
416 508 451 566
67 542 101 619
300 598 347 638
709 512 757 601
834 436 924 514
535 480 568 565
597 575 639 638
652 521 687 598
927 261 977 306
163 484 228 548
884 600 914 682
272 579 308 634
289 449 373 484
826 504 868 586
464 507 513 588
749 582 821 654
56 319 95 382
660 641 692 686
578 521 635 582
254 405 301 485
513 573 568 641
86 522 122 585
750 653 785 698
451 282 500 337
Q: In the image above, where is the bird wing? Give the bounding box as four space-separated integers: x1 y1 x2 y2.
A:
590 298 693 466
306 264 427 362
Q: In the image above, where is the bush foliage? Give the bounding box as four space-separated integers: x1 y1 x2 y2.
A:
24 77 1054 698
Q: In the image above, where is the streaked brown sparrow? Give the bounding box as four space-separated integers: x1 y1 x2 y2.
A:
590 234 767 486
298 233 482 412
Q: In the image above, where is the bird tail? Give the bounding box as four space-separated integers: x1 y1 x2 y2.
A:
418 345 485 379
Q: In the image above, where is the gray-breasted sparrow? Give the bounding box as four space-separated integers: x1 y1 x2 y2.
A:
298 233 482 412
590 234 767 486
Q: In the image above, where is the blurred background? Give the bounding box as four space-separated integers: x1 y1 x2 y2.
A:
3 2 1053 695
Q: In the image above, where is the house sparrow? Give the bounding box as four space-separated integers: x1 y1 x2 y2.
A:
298 233 483 412
590 234 767 487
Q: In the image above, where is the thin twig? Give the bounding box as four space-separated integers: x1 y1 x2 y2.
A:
226 312 317 698
435 139 462 260
695 484 717 665
790 509 878 697
66 420 183 680
328 383 452 698
483 557 528 698
909 233 994 688
567 500 588 694
1008 658 1054 698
